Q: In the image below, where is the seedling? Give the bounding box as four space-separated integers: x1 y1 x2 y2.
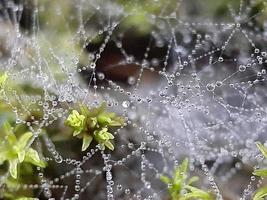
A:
0 122 46 179
160 158 213 200
66 103 124 151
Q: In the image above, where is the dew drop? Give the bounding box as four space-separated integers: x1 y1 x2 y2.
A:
206 83 215 91
122 101 130 108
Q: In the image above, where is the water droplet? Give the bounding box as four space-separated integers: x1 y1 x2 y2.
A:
122 101 130 108
117 184 122 190
90 63 96 69
218 57 224 62
215 81 223 87
206 83 215 91
97 72 105 80
239 65 246 72
127 76 136 85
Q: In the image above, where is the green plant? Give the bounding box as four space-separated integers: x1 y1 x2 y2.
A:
160 158 213 200
65 103 124 151
253 142 267 200
0 122 46 179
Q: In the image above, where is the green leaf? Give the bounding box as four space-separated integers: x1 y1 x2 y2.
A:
18 150 26 163
99 143 105 150
175 158 188 183
94 128 109 141
17 132 33 150
160 175 171 184
3 122 17 145
97 115 112 125
9 159 18 179
82 135 93 151
24 148 46 168
3 121 13 134
256 142 267 159
109 120 123 126
88 117 97 128
109 116 124 127
181 192 212 200
254 169 267 177
180 158 189 174
184 185 213 200
73 130 82 136
105 132 114 139
253 186 267 200
188 176 199 185
104 141 114 151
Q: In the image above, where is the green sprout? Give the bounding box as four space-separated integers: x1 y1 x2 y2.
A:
66 110 86 136
160 158 213 200
253 142 267 200
65 103 124 151
0 122 46 179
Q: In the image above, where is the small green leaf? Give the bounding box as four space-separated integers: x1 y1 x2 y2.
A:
88 117 97 128
181 192 212 200
184 185 213 200
99 143 105 150
256 142 267 159
73 130 81 136
3 121 13 134
17 132 33 150
105 132 114 139
9 159 18 179
24 148 46 168
3 122 17 145
175 158 188 182
109 120 123 126
108 115 124 127
253 186 267 200
160 175 170 184
104 141 114 151
97 115 112 125
18 150 26 163
253 169 267 177
188 176 199 185
180 158 189 174
82 135 93 151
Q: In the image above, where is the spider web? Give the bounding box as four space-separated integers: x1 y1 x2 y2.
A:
0 0 267 199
